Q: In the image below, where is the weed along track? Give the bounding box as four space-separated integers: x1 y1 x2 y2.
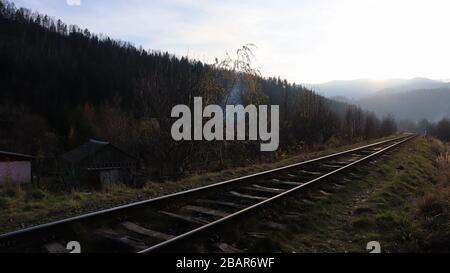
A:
0 135 416 253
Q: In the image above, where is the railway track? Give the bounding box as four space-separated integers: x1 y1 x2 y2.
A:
0 134 416 253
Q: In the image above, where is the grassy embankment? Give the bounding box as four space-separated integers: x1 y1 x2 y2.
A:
211 136 450 253
0 136 397 234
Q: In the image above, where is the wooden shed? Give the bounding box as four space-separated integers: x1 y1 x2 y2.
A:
0 151 34 185
62 139 138 189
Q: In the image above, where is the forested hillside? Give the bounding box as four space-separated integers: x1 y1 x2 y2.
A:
357 88 450 122
313 78 450 99
0 1 395 177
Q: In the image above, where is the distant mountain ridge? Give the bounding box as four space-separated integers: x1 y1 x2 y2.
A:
307 78 450 122
310 78 450 99
356 88 450 122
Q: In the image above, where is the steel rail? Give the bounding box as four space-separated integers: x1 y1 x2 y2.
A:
139 134 416 253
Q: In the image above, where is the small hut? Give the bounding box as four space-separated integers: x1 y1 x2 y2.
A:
63 139 137 189
0 151 34 185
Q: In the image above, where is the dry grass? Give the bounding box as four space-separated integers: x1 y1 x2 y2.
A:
431 137 450 167
436 152 450 169
414 187 450 251
430 138 446 155
412 138 450 251
417 189 450 218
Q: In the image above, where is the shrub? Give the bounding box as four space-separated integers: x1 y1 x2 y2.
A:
430 138 445 156
27 189 47 200
416 188 450 252
436 152 450 169
2 185 24 198
0 197 9 209
417 191 448 218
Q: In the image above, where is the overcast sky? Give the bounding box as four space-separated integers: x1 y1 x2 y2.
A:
11 0 450 84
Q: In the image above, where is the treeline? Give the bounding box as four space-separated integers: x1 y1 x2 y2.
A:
416 118 450 142
0 1 397 177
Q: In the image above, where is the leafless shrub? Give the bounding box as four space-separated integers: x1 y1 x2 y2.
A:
430 138 446 156
417 189 450 218
436 152 450 169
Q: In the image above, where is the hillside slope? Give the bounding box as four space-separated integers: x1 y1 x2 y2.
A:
357 88 450 121
312 78 450 99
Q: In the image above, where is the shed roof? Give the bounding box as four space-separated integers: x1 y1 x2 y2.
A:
0 151 34 159
62 139 135 164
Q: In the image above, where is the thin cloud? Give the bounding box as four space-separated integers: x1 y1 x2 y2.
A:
66 0 81 6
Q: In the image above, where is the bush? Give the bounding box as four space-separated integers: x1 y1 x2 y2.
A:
430 138 446 156
413 146 450 251
0 197 9 209
38 176 73 193
417 191 448 218
436 152 450 169
27 189 47 200
2 185 23 198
